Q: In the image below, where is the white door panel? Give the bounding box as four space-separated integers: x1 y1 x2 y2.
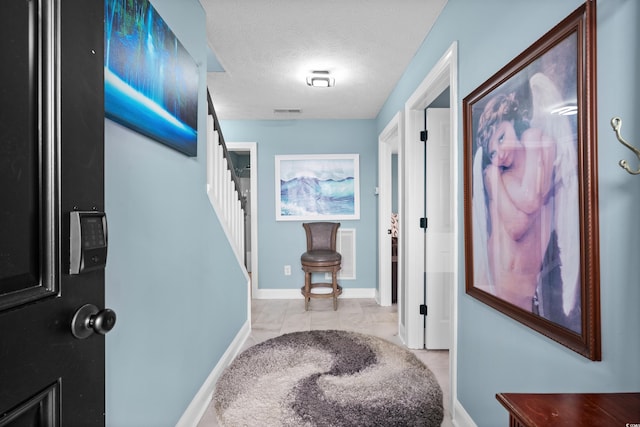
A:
425 108 452 350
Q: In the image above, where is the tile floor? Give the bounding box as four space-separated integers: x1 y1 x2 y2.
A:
198 298 452 426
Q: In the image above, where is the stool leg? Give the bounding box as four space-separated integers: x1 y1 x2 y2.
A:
332 270 338 311
304 270 310 311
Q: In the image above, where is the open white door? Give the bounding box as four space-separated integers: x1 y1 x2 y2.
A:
403 41 458 415
425 108 452 350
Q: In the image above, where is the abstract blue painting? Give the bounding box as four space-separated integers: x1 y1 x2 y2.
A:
105 0 198 156
275 154 360 221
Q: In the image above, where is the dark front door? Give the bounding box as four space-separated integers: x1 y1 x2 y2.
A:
0 1 109 425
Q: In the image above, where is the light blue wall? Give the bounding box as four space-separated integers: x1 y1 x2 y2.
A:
377 0 640 425
104 0 248 425
219 120 378 291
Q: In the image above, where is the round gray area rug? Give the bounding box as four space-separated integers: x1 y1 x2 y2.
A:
213 330 444 426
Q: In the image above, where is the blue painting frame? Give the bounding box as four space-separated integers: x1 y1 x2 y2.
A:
275 154 360 221
105 0 198 157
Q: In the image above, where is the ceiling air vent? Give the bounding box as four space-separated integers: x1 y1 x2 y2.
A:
273 108 302 114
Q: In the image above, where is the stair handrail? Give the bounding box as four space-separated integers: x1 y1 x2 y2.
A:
207 90 246 210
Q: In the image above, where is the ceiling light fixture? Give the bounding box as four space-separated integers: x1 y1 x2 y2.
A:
306 70 335 88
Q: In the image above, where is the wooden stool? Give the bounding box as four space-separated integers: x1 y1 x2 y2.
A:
300 222 342 310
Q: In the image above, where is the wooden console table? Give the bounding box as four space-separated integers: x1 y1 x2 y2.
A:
497 392 640 426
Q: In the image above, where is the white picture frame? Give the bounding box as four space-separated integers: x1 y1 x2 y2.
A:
275 154 360 221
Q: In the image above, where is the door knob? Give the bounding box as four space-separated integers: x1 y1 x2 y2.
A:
71 304 117 339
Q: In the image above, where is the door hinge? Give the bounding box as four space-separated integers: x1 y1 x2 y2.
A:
419 217 428 229
419 304 428 315
420 130 428 142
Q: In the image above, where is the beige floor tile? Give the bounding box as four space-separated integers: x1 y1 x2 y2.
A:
280 312 311 334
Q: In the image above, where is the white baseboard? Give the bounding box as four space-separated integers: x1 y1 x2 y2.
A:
452 399 477 427
175 320 251 427
254 288 376 299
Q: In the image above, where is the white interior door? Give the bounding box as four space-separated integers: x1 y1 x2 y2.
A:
425 108 452 350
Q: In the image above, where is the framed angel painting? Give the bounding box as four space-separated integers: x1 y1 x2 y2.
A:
463 1 601 360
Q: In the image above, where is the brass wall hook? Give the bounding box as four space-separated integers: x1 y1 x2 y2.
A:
611 117 640 175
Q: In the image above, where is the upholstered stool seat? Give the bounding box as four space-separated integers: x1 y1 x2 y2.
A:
300 222 342 310
301 250 342 266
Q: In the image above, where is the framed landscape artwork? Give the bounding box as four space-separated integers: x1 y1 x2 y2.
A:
105 0 198 156
275 154 360 221
462 2 601 360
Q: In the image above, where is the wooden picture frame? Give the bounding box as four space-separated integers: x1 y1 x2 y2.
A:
462 1 600 360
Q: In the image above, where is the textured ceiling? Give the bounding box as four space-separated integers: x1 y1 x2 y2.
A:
199 0 448 120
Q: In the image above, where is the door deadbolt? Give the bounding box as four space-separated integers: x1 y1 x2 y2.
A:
71 304 117 339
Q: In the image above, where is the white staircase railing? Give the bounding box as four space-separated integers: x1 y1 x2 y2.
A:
205 112 245 268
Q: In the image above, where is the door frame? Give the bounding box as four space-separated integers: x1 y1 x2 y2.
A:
226 142 258 295
377 112 401 308
402 41 458 411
